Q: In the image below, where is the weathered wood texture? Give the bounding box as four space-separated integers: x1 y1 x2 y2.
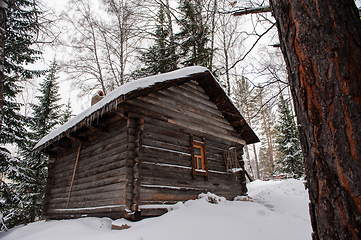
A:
270 0 361 239
43 118 129 219
43 79 249 220
123 81 246 206
125 117 144 213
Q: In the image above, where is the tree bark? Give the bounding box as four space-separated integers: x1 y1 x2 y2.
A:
270 0 361 239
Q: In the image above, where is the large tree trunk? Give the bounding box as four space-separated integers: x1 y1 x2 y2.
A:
269 0 361 239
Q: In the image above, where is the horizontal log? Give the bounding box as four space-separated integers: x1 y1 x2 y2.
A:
141 93 232 130
53 162 127 187
177 82 209 100
142 145 190 158
140 191 199 203
47 205 126 215
54 147 127 176
49 190 127 207
141 161 192 175
141 135 190 153
69 182 126 198
168 118 246 145
167 85 216 109
45 211 126 220
143 124 189 145
183 80 206 93
160 88 222 118
139 153 191 168
140 176 241 191
48 196 127 210
50 178 127 198
140 200 181 205
141 161 242 184
128 99 236 137
139 208 168 217
138 115 241 148
54 131 127 167
49 184 125 203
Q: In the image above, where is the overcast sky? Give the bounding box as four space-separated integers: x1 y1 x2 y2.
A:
39 0 361 116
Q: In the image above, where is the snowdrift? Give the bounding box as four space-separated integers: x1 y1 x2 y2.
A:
0 179 312 240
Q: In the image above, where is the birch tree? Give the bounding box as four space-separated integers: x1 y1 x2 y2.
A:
61 0 145 97
61 0 108 96
101 0 145 86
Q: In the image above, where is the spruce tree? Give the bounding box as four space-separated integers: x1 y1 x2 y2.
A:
22 60 63 222
0 0 42 230
135 5 178 77
275 92 304 179
177 0 213 69
1 60 63 229
60 98 73 125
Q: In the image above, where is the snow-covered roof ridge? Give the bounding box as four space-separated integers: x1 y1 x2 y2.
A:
34 66 209 150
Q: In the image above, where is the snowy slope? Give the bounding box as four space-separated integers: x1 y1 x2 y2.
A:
0 179 312 240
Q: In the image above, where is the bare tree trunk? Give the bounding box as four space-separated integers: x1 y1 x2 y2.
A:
0 0 6 134
270 0 361 239
244 145 254 179
223 44 230 95
164 0 177 71
246 104 260 179
251 142 259 179
209 0 217 73
89 23 106 95
260 92 275 178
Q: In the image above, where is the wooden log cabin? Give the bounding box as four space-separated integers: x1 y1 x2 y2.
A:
34 66 259 220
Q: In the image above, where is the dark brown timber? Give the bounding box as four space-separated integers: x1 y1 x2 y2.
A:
270 0 361 239
37 69 257 220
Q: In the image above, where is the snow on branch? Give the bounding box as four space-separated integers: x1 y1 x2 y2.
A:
232 6 272 16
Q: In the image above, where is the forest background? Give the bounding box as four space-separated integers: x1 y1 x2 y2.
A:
0 0 360 232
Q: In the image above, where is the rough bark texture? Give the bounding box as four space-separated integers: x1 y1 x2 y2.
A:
269 0 361 239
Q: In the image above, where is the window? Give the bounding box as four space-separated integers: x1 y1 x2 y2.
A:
194 143 205 170
190 135 209 180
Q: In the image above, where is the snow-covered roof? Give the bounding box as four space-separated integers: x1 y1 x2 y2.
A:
34 66 209 150
35 66 260 152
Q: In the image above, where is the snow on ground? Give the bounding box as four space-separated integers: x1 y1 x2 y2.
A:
0 179 312 240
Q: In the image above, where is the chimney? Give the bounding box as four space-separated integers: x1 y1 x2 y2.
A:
91 90 104 106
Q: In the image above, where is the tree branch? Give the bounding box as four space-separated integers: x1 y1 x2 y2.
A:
232 6 272 16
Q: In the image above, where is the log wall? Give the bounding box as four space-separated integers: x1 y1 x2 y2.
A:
43 80 247 220
43 118 129 219
123 80 246 212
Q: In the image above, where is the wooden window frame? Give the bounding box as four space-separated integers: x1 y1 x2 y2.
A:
190 135 209 180
194 142 205 171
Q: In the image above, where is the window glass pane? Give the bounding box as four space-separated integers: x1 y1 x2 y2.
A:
194 147 201 156
198 157 202 170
